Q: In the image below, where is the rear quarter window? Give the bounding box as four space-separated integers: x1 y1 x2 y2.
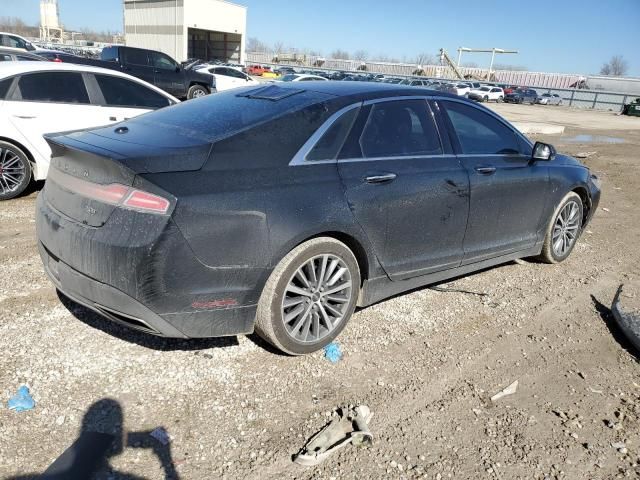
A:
0 77 13 99
17 72 90 104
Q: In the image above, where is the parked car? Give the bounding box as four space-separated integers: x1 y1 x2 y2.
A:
274 66 296 76
504 88 538 104
468 86 504 103
400 78 430 87
0 32 38 52
0 62 178 200
262 69 279 79
247 64 267 75
537 93 563 105
0 48 46 62
35 82 600 355
278 74 328 82
501 85 519 95
36 49 106 66
99 46 215 99
449 83 472 96
195 64 258 91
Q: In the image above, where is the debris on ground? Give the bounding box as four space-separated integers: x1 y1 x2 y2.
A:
7 386 35 412
150 427 171 445
430 285 489 297
490 380 519 402
611 283 640 353
323 342 343 363
575 151 597 158
293 405 373 466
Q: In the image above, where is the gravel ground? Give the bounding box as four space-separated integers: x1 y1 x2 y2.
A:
0 119 639 479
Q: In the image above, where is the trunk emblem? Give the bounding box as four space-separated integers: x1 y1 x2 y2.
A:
115 126 129 134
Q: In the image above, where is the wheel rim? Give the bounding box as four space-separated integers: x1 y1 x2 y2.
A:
192 88 206 98
0 146 26 195
281 254 352 344
552 200 581 257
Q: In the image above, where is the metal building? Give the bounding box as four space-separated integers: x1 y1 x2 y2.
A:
124 0 247 63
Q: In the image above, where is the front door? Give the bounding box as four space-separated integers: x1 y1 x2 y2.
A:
151 51 185 98
337 98 470 280
438 99 549 264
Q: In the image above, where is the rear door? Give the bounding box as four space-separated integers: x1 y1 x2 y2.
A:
438 99 549 263
337 98 470 280
4 71 106 163
120 48 155 87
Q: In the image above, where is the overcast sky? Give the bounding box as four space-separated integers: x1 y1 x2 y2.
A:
3 0 639 76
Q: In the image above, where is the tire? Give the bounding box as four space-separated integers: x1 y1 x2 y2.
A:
187 84 209 100
483 95 489 102
0 141 32 201
538 192 583 264
255 237 360 355
497 96 503 103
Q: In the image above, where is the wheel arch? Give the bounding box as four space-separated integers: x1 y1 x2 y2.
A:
571 185 591 226
305 231 370 285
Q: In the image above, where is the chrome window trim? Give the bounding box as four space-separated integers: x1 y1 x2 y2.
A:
288 102 362 166
337 154 457 164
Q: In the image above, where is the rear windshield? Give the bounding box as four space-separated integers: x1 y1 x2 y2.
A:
130 85 333 142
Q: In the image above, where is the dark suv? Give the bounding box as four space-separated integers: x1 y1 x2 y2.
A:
504 88 538 104
100 46 215 99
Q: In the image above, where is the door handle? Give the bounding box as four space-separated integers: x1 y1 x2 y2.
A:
364 173 397 184
475 166 497 175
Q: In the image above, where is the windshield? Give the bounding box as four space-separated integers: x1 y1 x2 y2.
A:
479 87 490 91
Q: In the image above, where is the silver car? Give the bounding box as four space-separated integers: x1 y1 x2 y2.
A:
537 93 563 105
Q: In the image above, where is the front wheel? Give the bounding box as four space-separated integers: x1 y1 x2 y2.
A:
255 237 360 355
0 141 32 201
538 192 583 263
483 96 489 102
187 84 209 100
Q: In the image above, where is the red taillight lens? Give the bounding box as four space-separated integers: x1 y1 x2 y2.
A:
53 58 63 63
49 169 171 215
123 190 170 214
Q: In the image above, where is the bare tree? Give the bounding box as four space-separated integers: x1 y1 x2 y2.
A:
331 49 350 60
600 55 628 76
415 52 436 67
246 37 269 53
273 41 285 54
353 50 368 61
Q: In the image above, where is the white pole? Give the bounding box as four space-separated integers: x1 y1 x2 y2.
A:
489 49 497 79
457 48 463 67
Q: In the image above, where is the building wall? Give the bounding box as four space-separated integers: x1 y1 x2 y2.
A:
124 0 246 63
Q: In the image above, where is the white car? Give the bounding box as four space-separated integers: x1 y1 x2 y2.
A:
450 83 472 96
195 64 258 91
0 62 178 200
278 74 328 82
0 32 38 52
468 86 505 103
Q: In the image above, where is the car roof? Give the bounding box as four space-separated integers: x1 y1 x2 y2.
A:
272 80 460 100
0 62 179 101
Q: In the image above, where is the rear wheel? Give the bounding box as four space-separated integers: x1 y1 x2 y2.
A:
187 84 208 99
497 96 503 103
483 95 489 102
538 192 583 263
0 141 32 201
255 237 360 355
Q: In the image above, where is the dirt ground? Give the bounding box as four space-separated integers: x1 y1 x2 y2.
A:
0 106 639 480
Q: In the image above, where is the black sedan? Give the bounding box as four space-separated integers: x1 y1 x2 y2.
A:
504 88 539 104
36 82 600 355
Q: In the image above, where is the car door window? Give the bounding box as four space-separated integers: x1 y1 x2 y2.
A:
307 106 360 161
442 101 520 155
152 52 177 70
95 74 171 109
359 100 442 158
17 55 36 61
124 49 150 67
16 72 90 104
0 77 13 98
0 54 12 61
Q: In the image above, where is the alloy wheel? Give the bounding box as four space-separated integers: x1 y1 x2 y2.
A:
552 200 581 257
281 254 352 344
0 146 27 196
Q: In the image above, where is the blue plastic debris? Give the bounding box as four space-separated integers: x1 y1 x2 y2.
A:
324 342 343 363
8 386 35 412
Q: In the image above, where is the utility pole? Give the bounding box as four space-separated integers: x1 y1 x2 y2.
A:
456 47 518 79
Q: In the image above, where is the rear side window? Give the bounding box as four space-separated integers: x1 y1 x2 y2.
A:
152 52 177 70
0 78 13 99
17 55 36 61
358 100 442 158
123 49 149 66
95 74 171 109
307 106 359 161
0 54 12 61
17 72 90 104
101 47 118 62
442 101 519 155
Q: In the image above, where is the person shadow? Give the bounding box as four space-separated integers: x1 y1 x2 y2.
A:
7 398 181 480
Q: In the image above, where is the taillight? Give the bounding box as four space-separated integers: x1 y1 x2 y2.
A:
53 58 63 63
49 168 171 215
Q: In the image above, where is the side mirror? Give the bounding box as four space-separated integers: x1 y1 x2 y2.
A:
26 42 36 51
532 141 555 161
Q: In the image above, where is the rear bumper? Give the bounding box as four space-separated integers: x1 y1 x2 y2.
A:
36 191 260 339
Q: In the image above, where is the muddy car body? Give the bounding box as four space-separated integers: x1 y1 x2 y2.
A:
36 82 600 354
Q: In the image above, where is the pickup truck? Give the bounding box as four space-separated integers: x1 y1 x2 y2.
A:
99 46 215 100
